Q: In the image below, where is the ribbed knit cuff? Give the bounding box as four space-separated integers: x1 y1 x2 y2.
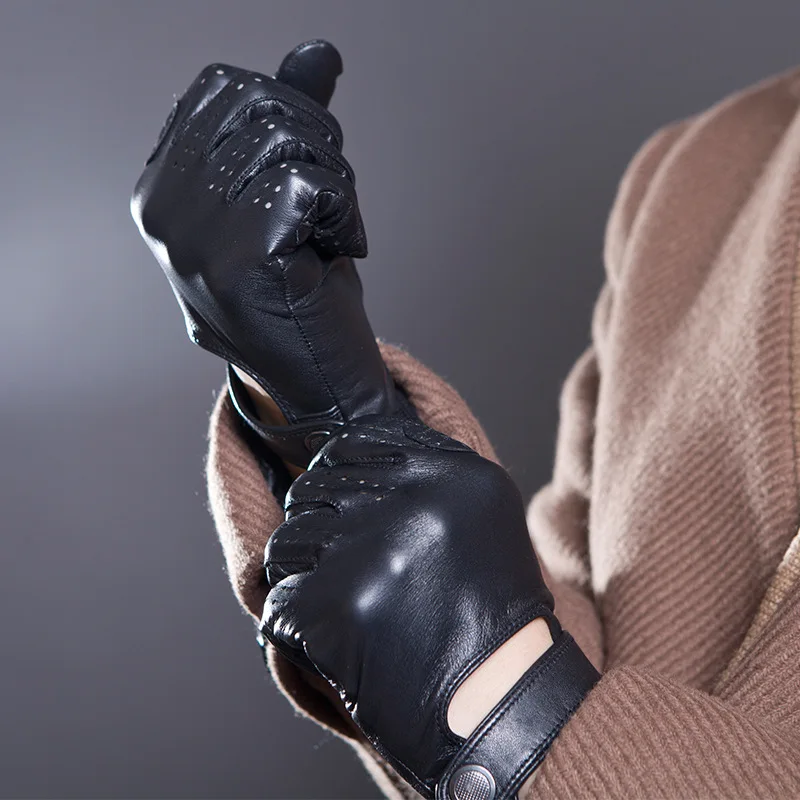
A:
436 632 600 800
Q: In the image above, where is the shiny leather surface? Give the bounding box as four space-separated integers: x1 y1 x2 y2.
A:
261 416 565 797
131 41 401 464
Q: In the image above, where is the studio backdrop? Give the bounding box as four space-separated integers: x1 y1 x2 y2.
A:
1 1 799 797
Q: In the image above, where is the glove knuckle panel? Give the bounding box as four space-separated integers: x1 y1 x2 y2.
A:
220 124 354 204
186 71 341 158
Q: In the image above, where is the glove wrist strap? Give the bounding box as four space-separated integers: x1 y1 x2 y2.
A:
227 364 343 467
436 631 600 800
227 363 419 468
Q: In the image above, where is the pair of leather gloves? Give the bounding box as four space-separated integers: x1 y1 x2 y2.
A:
131 41 599 800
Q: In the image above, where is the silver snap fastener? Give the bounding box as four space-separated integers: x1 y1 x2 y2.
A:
447 764 496 800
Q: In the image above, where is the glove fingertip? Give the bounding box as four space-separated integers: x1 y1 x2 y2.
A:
275 39 343 108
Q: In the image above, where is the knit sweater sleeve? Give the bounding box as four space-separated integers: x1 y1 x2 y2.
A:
526 562 800 798
522 116 694 671
524 90 800 796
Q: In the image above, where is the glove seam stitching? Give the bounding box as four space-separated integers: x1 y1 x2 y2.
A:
277 254 342 421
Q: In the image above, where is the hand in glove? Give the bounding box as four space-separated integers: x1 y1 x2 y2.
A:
261 416 600 799
131 41 405 466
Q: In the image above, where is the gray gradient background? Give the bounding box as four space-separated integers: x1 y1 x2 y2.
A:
1 1 798 797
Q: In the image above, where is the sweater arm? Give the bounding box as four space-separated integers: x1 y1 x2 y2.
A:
525 662 800 799
528 569 800 798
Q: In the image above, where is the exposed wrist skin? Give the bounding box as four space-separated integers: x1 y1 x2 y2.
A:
233 365 289 427
447 618 553 738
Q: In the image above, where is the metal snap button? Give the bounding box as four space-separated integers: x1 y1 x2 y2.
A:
446 764 496 800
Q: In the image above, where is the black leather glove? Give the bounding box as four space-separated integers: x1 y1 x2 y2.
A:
131 41 406 466
261 416 600 799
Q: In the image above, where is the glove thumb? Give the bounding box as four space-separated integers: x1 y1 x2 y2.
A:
275 39 343 108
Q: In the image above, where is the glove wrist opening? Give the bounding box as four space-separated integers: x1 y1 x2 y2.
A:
436 631 600 800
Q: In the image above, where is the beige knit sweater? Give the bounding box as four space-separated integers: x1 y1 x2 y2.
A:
206 65 800 799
